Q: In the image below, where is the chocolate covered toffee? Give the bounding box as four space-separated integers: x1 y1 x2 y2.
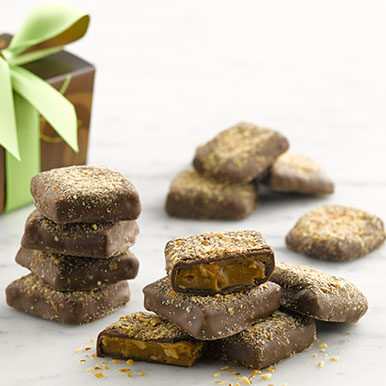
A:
97 312 204 367
193 122 289 184
31 165 141 223
165 231 275 294
271 262 368 322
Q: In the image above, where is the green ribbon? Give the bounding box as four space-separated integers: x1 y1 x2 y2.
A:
0 4 90 212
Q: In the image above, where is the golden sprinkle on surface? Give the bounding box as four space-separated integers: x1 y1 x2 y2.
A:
90 338 95 343
75 347 82 353
241 376 251 385
221 366 230 370
86 367 94 372
286 205 385 261
138 372 146 376
330 357 339 361
111 359 121 364
94 373 104 379
214 372 221 377
84 346 91 351
103 311 190 341
103 364 109 370
126 359 134 365
313 353 318 358
79 360 86 364
261 373 272 380
119 368 130 372
318 343 328 348
318 361 325 368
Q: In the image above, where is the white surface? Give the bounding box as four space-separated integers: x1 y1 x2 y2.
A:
1 1 386 385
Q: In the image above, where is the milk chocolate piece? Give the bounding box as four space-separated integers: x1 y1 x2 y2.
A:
165 231 275 294
6 274 130 324
286 205 385 261
97 312 204 367
265 152 334 194
166 169 257 220
30 166 141 223
207 310 316 369
193 122 289 183
271 262 368 322
143 277 281 340
15 248 139 291
21 209 139 258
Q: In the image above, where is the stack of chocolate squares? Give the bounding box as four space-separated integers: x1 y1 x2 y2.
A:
96 230 368 369
6 166 142 325
166 122 334 220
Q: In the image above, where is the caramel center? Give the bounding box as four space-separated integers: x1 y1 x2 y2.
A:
100 337 203 367
175 256 269 292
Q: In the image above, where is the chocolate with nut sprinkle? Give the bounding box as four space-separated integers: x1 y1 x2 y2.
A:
265 151 334 194
6 274 130 324
143 277 281 340
271 262 368 322
15 248 139 291
193 122 289 184
286 205 385 261
97 312 204 367
165 169 257 220
30 166 141 224
165 230 275 295
207 310 316 369
21 209 139 258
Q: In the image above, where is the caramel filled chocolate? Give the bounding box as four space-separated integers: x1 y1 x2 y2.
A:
207 310 316 369
31 166 141 224
6 274 130 325
271 262 368 322
97 312 204 367
165 231 275 294
143 277 281 340
21 209 139 258
193 122 289 184
165 169 257 220
15 248 139 291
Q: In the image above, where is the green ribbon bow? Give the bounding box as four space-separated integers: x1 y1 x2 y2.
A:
0 4 89 212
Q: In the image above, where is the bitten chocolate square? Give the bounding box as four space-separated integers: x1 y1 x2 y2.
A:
207 310 316 369
271 262 368 322
143 277 281 340
30 166 141 223
165 169 257 220
165 230 275 295
193 122 289 184
97 312 204 367
16 248 139 291
6 274 130 325
21 209 139 258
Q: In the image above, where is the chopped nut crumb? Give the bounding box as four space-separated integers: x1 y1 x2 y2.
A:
126 359 134 365
221 366 230 370
79 359 86 364
215 382 225 385
282 383 288 386
313 353 318 357
75 347 82 353
229 370 236 375
138 372 146 376
111 359 121 364
127 374 133 377
252 369 261 374
261 373 272 380
94 373 104 379
86 367 94 372
266 367 276 372
103 364 109 370
90 339 95 343
318 343 328 348
84 346 91 351
214 372 221 378
330 357 339 361
318 361 325 368
119 368 130 372
91 353 97 358
241 376 251 385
